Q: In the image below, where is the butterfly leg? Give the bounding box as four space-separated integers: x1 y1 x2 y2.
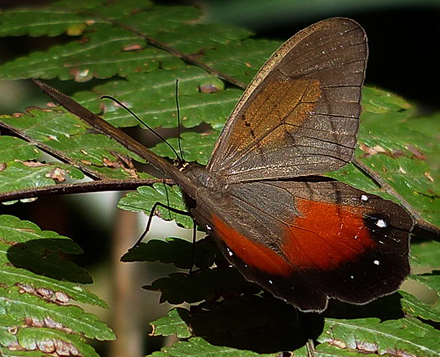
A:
131 201 199 274
132 201 190 248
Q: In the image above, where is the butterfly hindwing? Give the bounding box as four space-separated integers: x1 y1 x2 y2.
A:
192 179 411 312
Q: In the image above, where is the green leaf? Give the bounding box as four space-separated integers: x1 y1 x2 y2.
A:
0 287 113 340
17 327 100 357
318 317 440 357
152 130 221 165
0 215 89 282
400 290 440 322
150 308 191 339
0 215 105 304
203 38 281 83
0 8 94 37
0 345 51 356
1 107 88 139
0 265 106 307
0 4 251 81
150 337 281 357
0 161 84 194
0 215 115 355
328 87 440 226
118 184 192 228
0 108 147 180
94 67 241 130
0 136 40 162
295 343 384 357
411 240 440 268
410 271 440 299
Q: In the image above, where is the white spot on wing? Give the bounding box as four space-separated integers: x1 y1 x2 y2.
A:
376 219 387 228
227 248 233 256
361 194 368 201
373 260 380 266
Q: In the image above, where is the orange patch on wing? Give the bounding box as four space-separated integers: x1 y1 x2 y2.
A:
212 215 293 276
283 198 376 270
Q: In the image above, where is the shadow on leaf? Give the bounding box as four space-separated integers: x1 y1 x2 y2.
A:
7 238 92 284
178 295 324 353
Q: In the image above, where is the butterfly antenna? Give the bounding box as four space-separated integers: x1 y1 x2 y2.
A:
174 79 185 163
101 96 183 163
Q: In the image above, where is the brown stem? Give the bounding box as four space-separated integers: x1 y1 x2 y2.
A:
0 178 174 202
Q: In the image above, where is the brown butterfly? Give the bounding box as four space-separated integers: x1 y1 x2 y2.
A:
33 17 412 312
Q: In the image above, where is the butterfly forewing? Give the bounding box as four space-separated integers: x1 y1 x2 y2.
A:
207 18 368 183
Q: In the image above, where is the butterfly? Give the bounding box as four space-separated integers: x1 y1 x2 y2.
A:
33 17 412 312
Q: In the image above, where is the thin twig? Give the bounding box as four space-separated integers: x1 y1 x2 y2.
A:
0 178 175 203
